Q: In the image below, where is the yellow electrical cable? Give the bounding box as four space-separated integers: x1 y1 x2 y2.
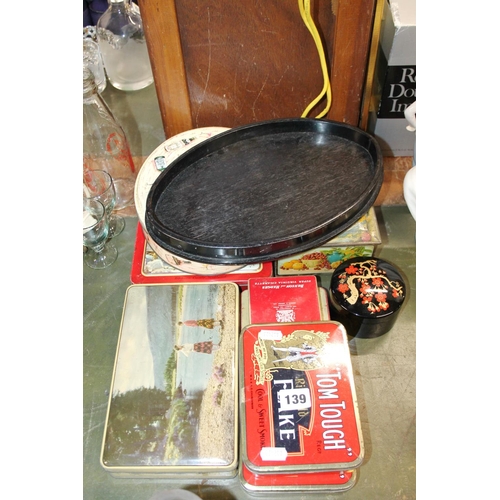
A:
302 1 331 118
298 0 326 115
298 0 332 118
304 1 332 118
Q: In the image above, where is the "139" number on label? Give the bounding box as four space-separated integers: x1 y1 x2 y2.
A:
278 388 312 411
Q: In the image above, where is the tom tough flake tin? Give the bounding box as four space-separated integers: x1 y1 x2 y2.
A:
239 321 364 474
239 463 357 494
100 282 240 478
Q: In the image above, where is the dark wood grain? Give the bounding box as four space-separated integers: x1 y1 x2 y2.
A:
327 0 376 124
140 0 376 138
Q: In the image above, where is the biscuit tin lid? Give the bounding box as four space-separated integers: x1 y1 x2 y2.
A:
131 222 274 285
239 321 364 474
100 283 240 478
248 276 322 324
330 257 406 319
239 463 356 493
324 207 381 246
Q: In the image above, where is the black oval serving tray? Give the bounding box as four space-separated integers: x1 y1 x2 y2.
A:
145 118 383 265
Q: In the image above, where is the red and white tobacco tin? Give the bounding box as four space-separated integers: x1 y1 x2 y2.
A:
239 462 357 494
239 321 364 474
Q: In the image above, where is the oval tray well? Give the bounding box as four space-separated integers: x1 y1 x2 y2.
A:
146 118 383 265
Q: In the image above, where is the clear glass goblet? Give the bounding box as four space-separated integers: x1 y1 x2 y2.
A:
83 169 125 238
83 199 118 269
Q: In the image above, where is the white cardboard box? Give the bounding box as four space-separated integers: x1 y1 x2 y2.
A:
368 0 416 156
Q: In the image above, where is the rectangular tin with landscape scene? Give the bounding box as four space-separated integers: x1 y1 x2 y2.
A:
239 321 364 475
100 282 240 478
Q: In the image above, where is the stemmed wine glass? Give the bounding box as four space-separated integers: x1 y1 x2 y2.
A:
83 169 125 238
83 199 118 269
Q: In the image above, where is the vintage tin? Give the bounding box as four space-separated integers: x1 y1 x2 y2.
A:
241 287 330 329
329 257 407 339
276 207 381 275
248 276 322 324
100 282 240 478
239 462 356 494
239 321 364 474
131 222 274 286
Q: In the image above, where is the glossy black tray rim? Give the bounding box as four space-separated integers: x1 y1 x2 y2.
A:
145 118 383 265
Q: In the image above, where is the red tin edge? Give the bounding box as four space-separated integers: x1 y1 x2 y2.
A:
131 223 274 285
240 321 364 474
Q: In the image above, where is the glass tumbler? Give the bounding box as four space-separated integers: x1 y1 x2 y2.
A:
83 38 107 93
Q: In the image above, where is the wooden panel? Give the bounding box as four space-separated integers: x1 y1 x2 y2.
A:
359 0 386 130
327 0 376 124
141 0 375 138
141 0 193 137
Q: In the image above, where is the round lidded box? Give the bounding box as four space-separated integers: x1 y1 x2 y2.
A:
329 257 407 339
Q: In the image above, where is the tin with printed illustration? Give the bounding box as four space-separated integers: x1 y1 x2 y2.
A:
239 321 364 475
100 282 240 479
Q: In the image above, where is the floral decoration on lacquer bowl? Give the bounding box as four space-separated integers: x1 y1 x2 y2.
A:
329 257 407 338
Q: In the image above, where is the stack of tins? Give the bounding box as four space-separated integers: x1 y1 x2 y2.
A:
238 321 364 494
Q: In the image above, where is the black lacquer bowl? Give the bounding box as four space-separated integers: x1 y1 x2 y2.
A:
329 257 407 338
